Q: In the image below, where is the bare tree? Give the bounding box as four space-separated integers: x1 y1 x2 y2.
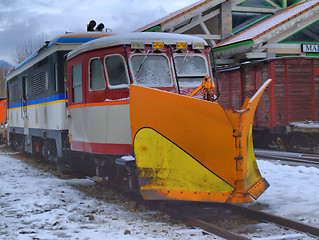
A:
0 65 10 98
11 34 47 64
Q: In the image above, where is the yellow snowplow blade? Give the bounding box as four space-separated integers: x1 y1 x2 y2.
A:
130 79 271 203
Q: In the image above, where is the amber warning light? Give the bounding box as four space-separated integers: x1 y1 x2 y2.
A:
152 42 164 50
176 42 187 49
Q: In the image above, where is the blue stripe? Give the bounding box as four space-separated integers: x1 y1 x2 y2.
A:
8 94 67 109
48 37 99 48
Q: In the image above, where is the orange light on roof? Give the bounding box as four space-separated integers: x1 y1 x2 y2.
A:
192 42 205 50
176 42 187 49
131 41 145 49
152 42 164 50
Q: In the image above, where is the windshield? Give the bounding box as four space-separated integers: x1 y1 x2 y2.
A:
174 54 208 87
131 54 173 87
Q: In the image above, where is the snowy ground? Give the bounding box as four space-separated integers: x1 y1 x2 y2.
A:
0 148 318 240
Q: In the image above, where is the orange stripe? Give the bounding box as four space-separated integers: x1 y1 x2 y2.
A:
68 100 129 109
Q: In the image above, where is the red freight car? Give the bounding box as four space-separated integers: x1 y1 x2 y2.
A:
0 99 7 143
218 57 319 152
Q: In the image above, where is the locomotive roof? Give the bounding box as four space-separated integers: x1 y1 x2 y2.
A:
67 32 208 60
6 32 112 81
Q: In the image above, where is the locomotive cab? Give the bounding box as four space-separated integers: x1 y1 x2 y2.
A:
66 32 270 203
65 33 214 183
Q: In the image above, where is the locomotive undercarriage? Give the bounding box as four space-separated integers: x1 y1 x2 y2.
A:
94 156 139 191
8 127 138 190
8 128 89 172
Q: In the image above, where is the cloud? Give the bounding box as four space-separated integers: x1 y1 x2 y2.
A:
0 0 197 64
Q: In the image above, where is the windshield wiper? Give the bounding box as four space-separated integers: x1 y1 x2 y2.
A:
176 51 189 75
136 50 150 74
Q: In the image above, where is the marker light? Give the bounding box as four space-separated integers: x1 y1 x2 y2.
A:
192 42 205 50
131 41 145 49
152 42 164 50
176 42 187 49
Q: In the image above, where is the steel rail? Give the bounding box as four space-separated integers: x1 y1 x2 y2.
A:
158 202 319 239
223 203 319 237
255 149 319 165
158 205 252 240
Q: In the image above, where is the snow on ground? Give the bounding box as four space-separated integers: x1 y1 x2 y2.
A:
255 159 319 227
0 151 219 240
0 148 318 240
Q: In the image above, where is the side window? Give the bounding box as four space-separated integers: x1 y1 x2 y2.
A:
72 63 82 103
54 63 58 92
104 54 129 89
22 75 28 99
45 72 49 91
89 58 106 91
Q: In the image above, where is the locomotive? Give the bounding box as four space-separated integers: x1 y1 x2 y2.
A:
6 31 270 203
6 32 111 163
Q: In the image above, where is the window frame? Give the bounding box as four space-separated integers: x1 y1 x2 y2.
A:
173 53 210 77
129 53 174 88
88 57 106 92
71 62 83 104
173 53 211 87
104 54 130 90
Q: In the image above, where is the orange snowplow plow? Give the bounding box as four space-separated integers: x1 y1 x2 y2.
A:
130 79 271 203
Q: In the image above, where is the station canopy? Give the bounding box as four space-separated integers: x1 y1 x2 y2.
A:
136 0 319 65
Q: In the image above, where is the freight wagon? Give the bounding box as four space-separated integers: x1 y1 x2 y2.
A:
218 57 319 152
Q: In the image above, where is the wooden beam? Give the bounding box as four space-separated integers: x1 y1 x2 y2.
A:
231 5 278 13
174 9 220 34
191 34 221 40
245 52 267 58
216 59 237 64
199 22 217 46
162 0 225 31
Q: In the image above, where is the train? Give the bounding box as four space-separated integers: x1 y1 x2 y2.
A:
217 57 319 152
6 31 270 203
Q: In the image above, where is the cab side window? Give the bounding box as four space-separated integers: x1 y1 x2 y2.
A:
104 54 129 89
72 63 82 103
89 58 106 91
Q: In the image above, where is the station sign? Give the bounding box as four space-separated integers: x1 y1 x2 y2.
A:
301 44 319 53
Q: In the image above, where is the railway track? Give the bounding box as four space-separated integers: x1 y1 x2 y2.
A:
9 147 318 239
158 202 319 240
255 149 319 167
89 178 317 239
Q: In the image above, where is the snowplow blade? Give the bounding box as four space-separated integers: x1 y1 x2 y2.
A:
130 79 271 203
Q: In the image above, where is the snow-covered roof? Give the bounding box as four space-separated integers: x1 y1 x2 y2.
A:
135 0 212 32
67 32 208 60
47 32 113 48
215 0 319 49
6 32 112 80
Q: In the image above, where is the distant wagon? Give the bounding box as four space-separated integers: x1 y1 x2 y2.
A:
217 56 319 152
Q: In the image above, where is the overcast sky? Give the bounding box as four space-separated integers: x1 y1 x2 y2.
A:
0 0 198 65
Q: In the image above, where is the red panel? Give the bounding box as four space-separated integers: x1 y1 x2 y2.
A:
0 99 7 123
314 60 319 120
284 60 289 125
71 141 132 155
268 61 276 128
218 68 241 110
311 61 315 121
287 59 313 122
